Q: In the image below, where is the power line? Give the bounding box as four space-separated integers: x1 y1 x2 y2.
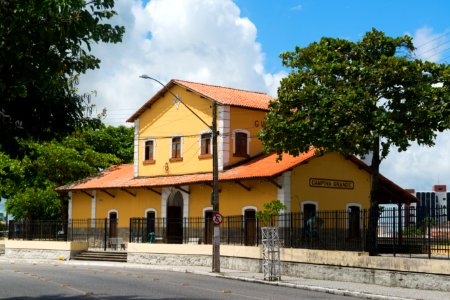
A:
413 31 450 49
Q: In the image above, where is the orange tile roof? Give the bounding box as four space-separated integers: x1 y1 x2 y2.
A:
127 79 273 122
57 150 316 191
56 150 417 204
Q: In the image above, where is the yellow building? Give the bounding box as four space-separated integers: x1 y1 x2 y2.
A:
58 79 415 244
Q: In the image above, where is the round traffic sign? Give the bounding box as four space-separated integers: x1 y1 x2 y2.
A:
212 212 223 225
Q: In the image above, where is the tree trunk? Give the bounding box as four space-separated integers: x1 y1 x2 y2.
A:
366 137 380 256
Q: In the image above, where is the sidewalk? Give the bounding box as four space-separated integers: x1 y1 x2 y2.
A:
1 257 449 300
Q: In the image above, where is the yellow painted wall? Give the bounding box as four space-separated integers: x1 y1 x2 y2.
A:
188 180 277 217
71 192 91 220
95 188 161 227
70 154 371 224
228 107 266 166
138 85 214 177
290 152 371 212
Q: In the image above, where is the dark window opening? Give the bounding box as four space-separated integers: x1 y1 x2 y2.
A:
234 132 248 157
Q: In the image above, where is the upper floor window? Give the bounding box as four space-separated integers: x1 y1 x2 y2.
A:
144 140 155 164
170 137 183 162
234 131 249 157
199 133 212 158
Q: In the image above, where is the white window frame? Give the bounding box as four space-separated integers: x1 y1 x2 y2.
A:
198 130 213 156
144 208 157 219
143 138 156 161
346 203 363 229
170 135 183 159
232 129 251 156
107 209 119 220
301 201 318 212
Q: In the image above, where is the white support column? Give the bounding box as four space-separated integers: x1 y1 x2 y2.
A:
277 171 292 212
133 119 140 177
161 187 170 219
91 190 97 227
180 185 190 219
218 105 230 171
68 192 73 220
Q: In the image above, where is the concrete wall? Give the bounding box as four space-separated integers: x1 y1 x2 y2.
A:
5 240 88 260
128 243 450 291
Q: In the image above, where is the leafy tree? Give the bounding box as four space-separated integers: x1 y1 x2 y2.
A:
0 0 125 154
260 29 450 255
75 124 134 163
1 124 133 220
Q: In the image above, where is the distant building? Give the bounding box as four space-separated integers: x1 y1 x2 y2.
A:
406 185 450 223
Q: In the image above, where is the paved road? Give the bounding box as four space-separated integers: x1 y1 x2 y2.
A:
0 261 355 299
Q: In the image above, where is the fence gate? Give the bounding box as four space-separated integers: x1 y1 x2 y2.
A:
70 218 119 251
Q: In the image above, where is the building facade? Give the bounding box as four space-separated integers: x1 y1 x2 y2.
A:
58 79 416 243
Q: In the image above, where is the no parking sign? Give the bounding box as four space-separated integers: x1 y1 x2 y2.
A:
212 212 223 225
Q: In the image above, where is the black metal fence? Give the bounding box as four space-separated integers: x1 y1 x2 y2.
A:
8 218 127 250
7 206 450 258
378 205 450 258
130 210 368 251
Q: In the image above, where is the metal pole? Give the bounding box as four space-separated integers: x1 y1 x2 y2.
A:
140 75 221 272
212 101 220 273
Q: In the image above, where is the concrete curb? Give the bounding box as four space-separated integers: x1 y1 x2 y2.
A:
0 257 419 300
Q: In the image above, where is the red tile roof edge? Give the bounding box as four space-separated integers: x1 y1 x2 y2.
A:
127 79 272 122
56 151 417 205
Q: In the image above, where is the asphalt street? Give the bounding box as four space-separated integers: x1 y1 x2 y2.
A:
0 261 355 300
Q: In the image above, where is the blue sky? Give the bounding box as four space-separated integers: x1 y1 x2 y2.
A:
77 0 450 191
235 0 450 72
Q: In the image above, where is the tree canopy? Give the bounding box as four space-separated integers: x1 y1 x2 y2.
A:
0 0 125 155
1 125 133 220
260 28 450 254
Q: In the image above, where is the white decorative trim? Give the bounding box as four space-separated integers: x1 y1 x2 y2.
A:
277 171 292 212
161 187 171 220
232 129 251 156
346 203 362 211
68 192 73 220
203 207 213 216
143 138 156 161
180 185 190 219
218 105 230 170
107 209 119 219
144 208 157 218
134 119 140 177
170 135 183 158
242 205 257 216
91 190 97 228
301 201 318 212
198 129 212 155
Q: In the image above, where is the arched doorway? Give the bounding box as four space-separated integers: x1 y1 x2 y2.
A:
109 211 118 238
348 205 361 240
167 191 183 243
244 209 256 246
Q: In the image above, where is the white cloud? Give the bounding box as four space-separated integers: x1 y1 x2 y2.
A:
381 133 450 191
77 0 284 126
379 27 450 192
413 27 449 62
291 4 303 11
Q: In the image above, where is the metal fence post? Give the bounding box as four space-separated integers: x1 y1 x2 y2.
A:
104 218 107 251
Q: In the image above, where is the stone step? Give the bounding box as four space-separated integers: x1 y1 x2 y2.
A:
72 251 127 262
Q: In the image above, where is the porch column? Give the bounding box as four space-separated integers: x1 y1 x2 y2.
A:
91 190 97 228
218 105 230 171
277 171 292 212
133 119 140 177
68 192 73 220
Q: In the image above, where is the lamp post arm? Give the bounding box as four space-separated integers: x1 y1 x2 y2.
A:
139 75 212 130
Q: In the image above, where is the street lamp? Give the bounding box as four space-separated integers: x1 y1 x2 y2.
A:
139 75 221 273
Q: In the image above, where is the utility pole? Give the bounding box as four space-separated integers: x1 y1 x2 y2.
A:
211 101 220 273
139 75 221 273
